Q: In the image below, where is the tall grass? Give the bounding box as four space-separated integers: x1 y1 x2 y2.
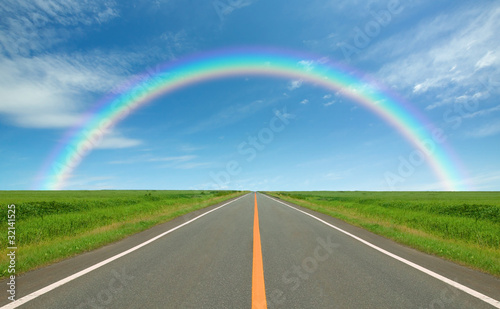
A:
0 190 246 277
266 191 500 277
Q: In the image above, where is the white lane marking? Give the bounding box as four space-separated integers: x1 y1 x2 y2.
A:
262 194 500 308
1 193 250 309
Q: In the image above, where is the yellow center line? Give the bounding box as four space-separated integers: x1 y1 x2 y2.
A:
252 193 267 309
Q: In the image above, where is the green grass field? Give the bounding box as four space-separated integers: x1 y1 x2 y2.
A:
265 191 500 277
0 190 247 278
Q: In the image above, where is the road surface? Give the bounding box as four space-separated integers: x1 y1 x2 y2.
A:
1 192 499 308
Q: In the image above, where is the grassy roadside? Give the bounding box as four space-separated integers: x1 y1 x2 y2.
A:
265 191 500 277
0 190 248 278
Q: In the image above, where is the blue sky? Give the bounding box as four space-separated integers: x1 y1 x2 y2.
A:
0 0 499 191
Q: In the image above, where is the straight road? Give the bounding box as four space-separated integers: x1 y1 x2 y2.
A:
2 192 499 308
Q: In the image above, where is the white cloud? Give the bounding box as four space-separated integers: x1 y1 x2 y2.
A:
425 92 488 111
298 60 315 71
462 171 500 191
109 158 140 165
0 0 119 56
175 162 212 170
0 53 135 128
476 51 497 70
466 122 500 138
324 167 355 182
323 94 332 99
185 99 273 134
287 79 303 91
109 154 197 165
60 175 116 190
96 132 143 149
213 0 255 22
158 30 197 59
371 3 500 107
0 0 142 130
419 170 500 191
462 105 500 119
178 144 204 153
300 99 309 104
324 101 335 107
148 155 197 162
148 155 211 170
324 172 343 181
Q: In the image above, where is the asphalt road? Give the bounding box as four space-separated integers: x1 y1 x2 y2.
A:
1 192 499 308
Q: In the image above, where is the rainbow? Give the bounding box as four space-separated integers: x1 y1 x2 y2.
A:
37 47 467 190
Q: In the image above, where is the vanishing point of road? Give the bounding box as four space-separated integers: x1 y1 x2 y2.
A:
1 193 499 308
